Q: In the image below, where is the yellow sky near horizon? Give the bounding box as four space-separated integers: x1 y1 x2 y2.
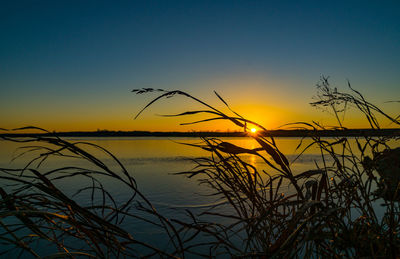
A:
2 97 397 133
1 74 398 132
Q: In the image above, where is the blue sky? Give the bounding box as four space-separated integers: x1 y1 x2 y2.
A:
1 1 399 131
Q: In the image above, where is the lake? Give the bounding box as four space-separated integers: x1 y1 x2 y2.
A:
0 136 398 257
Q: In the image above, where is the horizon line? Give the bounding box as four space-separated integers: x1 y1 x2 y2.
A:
1 128 399 138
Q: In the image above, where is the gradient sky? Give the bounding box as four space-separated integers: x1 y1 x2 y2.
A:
1 1 399 131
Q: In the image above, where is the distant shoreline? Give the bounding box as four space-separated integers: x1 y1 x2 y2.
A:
1 129 399 138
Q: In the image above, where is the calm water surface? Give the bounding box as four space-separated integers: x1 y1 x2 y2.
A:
0 137 323 207
0 137 398 256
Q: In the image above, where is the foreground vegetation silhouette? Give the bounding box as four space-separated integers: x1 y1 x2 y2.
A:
1 77 399 258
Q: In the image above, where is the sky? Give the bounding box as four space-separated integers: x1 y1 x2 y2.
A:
1 0 399 132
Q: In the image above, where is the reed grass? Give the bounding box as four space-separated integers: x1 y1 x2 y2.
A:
132 77 399 258
0 127 183 258
0 77 399 258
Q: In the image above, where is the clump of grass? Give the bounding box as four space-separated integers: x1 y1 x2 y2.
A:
0 127 183 258
133 77 400 258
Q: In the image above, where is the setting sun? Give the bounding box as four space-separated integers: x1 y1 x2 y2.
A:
250 128 257 133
